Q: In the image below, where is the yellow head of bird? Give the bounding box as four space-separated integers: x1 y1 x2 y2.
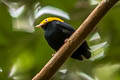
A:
35 17 64 28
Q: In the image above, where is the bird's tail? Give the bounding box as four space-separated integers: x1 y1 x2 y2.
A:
71 41 91 60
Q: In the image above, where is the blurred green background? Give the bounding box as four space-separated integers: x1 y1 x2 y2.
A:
0 0 120 80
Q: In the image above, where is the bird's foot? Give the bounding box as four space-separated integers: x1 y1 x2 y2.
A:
52 53 55 56
64 38 69 43
64 38 73 43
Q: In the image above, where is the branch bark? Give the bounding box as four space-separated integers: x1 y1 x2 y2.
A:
32 0 119 80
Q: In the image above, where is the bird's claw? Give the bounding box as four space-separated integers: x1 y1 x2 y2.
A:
64 39 69 43
64 38 73 43
52 53 55 56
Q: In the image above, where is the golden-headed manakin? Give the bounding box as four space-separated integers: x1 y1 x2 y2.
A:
36 17 91 60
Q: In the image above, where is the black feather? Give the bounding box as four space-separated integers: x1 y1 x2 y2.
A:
43 21 91 60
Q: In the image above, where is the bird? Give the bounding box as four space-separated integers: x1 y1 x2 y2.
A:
36 17 91 60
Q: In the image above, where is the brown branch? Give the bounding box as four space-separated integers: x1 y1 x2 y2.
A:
32 0 119 80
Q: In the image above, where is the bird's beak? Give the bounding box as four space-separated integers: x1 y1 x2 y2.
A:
35 23 44 28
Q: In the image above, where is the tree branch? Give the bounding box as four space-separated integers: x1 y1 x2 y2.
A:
32 0 119 80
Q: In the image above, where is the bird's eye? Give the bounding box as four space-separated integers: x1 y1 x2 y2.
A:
45 19 48 22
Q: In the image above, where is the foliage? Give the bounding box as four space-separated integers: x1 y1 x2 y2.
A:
0 0 120 80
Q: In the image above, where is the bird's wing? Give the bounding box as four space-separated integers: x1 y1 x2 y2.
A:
56 21 75 33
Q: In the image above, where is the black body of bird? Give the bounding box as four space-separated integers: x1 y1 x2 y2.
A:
36 17 91 60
